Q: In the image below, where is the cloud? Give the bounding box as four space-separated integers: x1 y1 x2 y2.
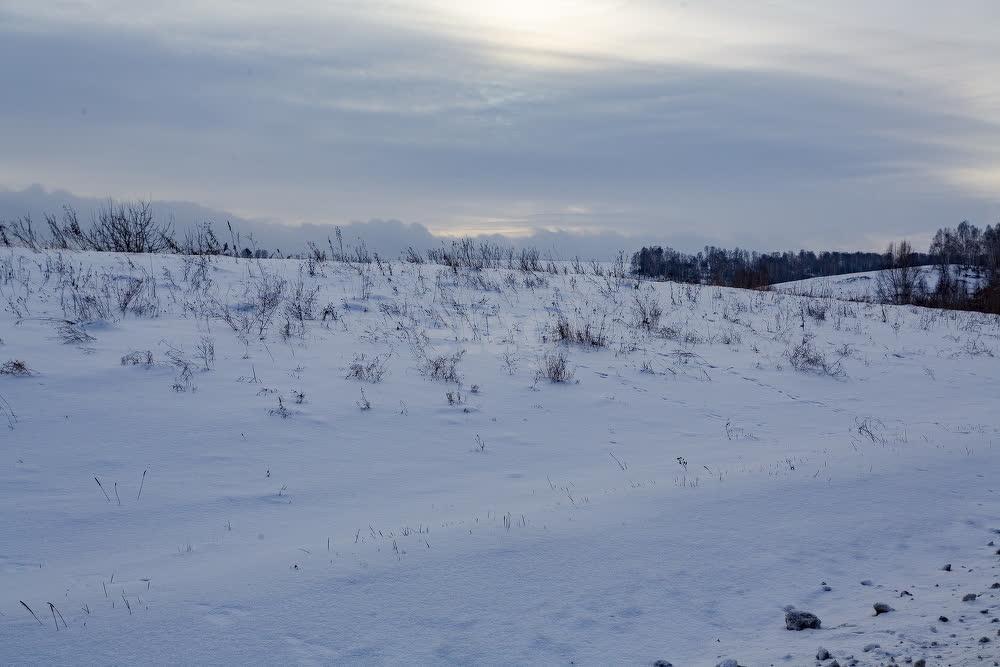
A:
0 1 997 250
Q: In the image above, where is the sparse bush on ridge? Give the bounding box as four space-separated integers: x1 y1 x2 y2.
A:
86 200 174 254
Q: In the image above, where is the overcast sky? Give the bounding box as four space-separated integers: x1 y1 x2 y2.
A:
1 1 998 251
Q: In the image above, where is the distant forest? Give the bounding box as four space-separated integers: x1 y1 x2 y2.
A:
629 245 929 288
631 221 1000 313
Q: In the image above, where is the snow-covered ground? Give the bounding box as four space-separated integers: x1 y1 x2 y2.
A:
772 266 986 303
2 248 999 666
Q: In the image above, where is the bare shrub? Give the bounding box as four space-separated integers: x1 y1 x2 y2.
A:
269 396 291 418
422 349 465 382
0 392 16 429
111 274 158 317
180 255 214 290
247 273 287 336
537 350 574 383
681 329 704 346
162 342 198 390
45 207 88 250
351 239 373 264
804 299 828 322
786 335 844 377
0 359 33 376
57 320 96 345
551 313 608 347
718 328 743 346
632 291 663 331
460 270 502 293
952 335 994 358
163 343 193 370
195 336 216 370
1 215 41 250
855 416 888 446
518 248 541 272
285 271 320 324
173 222 223 256
86 200 174 253
216 271 287 338
501 348 519 375
320 303 340 322
404 246 424 263
522 274 548 289
346 353 390 383
213 299 254 338
121 350 154 366
67 284 115 322
356 387 372 410
171 365 196 392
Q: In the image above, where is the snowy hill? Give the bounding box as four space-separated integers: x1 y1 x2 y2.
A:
2 248 999 665
772 265 985 302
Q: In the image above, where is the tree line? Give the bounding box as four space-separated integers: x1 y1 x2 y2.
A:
631 221 1000 313
629 245 933 288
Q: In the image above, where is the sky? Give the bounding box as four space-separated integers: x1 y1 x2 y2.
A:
1 1 998 253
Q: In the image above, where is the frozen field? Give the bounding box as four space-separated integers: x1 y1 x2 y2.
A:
1 248 999 665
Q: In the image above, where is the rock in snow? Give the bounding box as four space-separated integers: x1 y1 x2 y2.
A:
785 610 822 630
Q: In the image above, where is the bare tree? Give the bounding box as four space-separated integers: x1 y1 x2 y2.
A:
0 215 40 250
876 240 920 304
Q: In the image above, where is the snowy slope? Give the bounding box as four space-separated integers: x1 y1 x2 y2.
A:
1 248 999 665
772 265 985 302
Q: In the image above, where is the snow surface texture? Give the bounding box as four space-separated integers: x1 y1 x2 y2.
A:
1 249 999 666
773 266 985 303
